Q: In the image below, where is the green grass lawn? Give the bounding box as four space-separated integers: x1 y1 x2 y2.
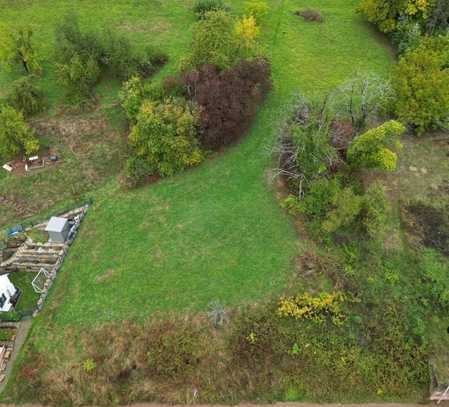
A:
5 0 391 328
0 0 392 323
0 0 394 400
9 272 39 312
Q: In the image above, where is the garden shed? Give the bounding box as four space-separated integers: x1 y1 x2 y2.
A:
0 275 18 312
45 217 69 243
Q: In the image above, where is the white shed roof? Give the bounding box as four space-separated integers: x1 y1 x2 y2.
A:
45 216 68 233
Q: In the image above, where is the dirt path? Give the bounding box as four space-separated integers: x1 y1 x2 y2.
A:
0 318 32 394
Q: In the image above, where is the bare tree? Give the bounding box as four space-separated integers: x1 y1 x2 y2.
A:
332 73 393 133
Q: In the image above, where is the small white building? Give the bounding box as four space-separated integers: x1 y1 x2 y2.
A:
0 274 18 312
45 217 69 243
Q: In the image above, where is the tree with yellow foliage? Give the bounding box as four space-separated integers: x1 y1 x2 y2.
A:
234 15 260 58
186 10 261 70
358 0 430 33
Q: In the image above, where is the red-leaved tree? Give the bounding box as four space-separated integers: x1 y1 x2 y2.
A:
182 58 272 150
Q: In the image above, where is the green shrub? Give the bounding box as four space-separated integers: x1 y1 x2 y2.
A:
128 98 203 178
55 12 167 103
6 76 46 117
54 13 103 103
392 35 449 133
0 24 41 74
418 249 449 310
361 182 390 241
296 177 363 236
119 76 146 122
101 30 141 79
393 18 422 54
347 120 405 171
0 328 15 341
244 0 269 21
56 53 101 103
299 177 341 219
281 195 302 215
322 187 363 234
0 105 39 161
55 12 103 67
102 30 167 80
193 0 227 19
120 76 169 124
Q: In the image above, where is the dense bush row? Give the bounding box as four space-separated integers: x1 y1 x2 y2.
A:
358 0 448 37
121 7 271 186
55 13 167 103
359 0 449 134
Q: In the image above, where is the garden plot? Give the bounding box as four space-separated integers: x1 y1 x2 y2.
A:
0 205 88 387
0 336 15 384
0 205 88 315
0 111 125 229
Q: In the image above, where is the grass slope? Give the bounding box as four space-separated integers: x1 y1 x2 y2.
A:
0 0 391 399
19 0 391 327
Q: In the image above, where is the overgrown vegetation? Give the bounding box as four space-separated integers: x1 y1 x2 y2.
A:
120 9 270 184
276 62 449 404
9 272 40 313
193 0 227 19
359 0 449 134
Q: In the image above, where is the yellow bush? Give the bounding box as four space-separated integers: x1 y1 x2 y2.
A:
278 292 346 325
234 15 260 56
